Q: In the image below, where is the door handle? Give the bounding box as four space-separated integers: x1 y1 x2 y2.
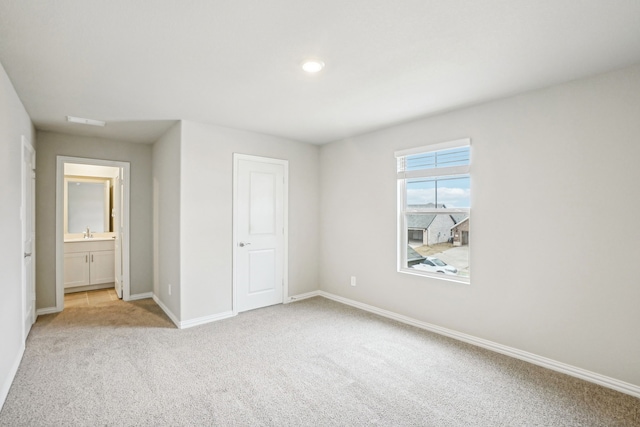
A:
238 242 251 247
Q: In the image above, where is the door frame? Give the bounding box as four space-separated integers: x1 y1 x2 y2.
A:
55 156 131 310
21 135 36 340
232 153 288 315
113 169 124 298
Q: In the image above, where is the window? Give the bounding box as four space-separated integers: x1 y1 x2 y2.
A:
396 139 470 283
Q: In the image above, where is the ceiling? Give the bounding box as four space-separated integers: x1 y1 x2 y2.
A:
1 1 639 145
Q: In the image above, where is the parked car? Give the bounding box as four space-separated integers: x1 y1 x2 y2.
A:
412 256 458 275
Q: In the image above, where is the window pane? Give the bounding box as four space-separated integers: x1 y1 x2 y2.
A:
406 179 435 207
404 146 470 171
406 214 469 278
399 141 471 282
436 176 470 209
407 175 470 209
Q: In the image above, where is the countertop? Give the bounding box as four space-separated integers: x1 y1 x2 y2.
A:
64 237 115 243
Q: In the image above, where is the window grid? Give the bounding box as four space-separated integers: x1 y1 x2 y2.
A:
396 140 471 283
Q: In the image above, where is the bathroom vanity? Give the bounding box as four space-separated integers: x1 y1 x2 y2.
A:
63 238 115 293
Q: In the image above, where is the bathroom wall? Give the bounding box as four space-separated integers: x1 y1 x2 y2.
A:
36 132 153 308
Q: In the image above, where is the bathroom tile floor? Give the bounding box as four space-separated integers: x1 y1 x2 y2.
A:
64 288 119 308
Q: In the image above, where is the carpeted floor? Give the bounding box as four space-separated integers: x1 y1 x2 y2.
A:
1 296 639 426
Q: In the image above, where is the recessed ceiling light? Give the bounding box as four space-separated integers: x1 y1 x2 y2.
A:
301 60 325 73
66 116 106 127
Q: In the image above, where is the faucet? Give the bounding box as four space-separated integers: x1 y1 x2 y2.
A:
84 226 92 239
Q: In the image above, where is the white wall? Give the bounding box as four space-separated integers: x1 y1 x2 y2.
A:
319 64 640 387
152 122 182 318
0 62 35 408
179 121 320 322
36 132 154 307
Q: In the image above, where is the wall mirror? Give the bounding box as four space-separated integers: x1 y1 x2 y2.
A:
64 176 112 234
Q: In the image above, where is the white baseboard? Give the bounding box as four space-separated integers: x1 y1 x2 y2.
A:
0 342 25 411
286 290 320 303
128 292 153 301
151 294 235 329
180 311 235 329
36 306 60 316
318 291 640 399
152 294 180 329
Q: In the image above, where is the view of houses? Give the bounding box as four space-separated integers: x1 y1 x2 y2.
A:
406 203 469 278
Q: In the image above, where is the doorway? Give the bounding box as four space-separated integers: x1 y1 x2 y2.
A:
55 156 131 310
232 154 288 313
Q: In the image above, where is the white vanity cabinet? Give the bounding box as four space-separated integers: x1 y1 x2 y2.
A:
64 239 115 290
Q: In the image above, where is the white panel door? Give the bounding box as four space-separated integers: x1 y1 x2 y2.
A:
21 137 36 339
234 155 287 313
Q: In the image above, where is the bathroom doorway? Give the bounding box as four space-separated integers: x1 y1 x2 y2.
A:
55 156 131 310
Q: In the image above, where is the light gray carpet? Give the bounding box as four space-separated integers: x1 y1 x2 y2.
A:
1 296 638 426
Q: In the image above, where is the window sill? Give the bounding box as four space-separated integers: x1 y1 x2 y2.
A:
398 267 470 285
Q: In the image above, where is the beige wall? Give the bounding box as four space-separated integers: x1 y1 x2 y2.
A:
35 132 153 308
0 61 36 408
179 121 320 321
152 122 182 318
319 64 640 387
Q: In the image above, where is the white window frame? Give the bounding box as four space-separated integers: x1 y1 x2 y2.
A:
396 138 471 284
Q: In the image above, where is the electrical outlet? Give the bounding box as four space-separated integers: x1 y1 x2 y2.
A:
350 276 357 287
168 283 172 296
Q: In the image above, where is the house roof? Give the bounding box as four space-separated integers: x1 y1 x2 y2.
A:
407 210 466 229
451 214 468 224
407 214 437 229
451 217 470 230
